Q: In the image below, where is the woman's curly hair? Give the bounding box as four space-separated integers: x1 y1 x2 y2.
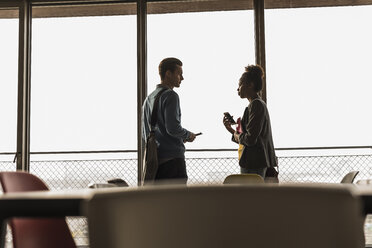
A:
241 65 264 92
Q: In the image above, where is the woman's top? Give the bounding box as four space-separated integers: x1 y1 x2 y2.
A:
235 98 277 169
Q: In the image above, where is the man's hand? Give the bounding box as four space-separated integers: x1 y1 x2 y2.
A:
187 132 196 142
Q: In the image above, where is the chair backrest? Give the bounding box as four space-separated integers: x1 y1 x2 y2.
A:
341 171 359 183
0 171 76 248
0 171 49 192
83 185 365 248
223 173 264 184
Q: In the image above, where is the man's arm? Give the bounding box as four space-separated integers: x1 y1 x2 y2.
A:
163 92 191 140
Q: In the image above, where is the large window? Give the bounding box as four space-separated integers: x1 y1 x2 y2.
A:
266 6 372 148
0 14 18 155
30 14 137 153
148 10 255 149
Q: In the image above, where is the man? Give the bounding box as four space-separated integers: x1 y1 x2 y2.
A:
142 57 196 184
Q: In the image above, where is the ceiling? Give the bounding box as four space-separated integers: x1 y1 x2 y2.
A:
1 0 372 18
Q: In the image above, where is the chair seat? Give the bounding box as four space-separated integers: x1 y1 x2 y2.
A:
341 171 359 183
223 173 264 184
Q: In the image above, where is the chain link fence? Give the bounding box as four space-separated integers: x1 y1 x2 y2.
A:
30 159 138 189
0 162 15 172
279 154 372 183
2 155 372 187
27 155 372 188
1 149 372 247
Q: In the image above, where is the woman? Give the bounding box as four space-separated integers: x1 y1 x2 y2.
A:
223 65 277 178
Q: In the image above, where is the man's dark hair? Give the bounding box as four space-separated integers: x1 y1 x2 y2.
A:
159 57 183 80
241 65 264 92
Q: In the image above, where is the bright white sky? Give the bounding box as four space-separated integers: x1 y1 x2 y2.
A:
1 6 372 154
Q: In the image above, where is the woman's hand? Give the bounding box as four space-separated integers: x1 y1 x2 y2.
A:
233 132 240 143
223 116 235 134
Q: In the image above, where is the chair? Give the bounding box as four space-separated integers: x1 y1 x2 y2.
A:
341 171 359 183
83 185 365 248
0 171 76 248
223 173 264 184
